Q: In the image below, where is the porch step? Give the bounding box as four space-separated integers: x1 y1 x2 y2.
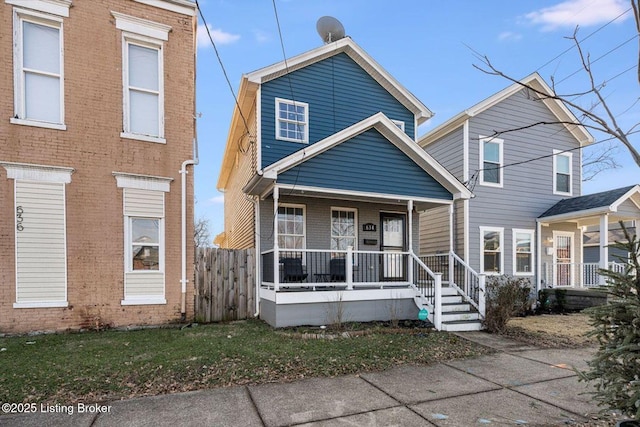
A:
442 302 471 312
441 310 480 322
441 295 463 304
440 320 483 332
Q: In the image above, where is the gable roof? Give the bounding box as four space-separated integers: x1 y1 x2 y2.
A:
539 185 640 221
418 72 594 148
243 112 472 201
218 37 431 191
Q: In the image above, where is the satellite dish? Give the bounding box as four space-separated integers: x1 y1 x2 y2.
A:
316 16 345 44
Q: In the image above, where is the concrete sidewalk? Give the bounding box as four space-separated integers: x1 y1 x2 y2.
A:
0 332 602 427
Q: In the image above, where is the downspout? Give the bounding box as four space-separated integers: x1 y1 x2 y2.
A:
180 139 199 320
244 193 260 317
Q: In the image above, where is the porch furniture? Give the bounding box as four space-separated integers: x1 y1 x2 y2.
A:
313 273 332 282
281 258 308 283
330 258 346 282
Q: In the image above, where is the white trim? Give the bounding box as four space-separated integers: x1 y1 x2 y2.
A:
256 85 262 173
12 7 65 126
330 207 358 251
112 11 171 41
5 0 71 17
1 161 73 183
132 0 196 16
262 288 416 304
553 150 573 196
263 112 472 199
113 172 172 192
121 297 167 305
479 136 503 188
10 118 66 130
277 203 306 251
463 199 469 262
462 119 469 183
126 217 165 273
277 183 453 206
13 301 69 308
391 119 405 132
274 98 309 144
552 230 575 287
512 228 535 276
610 185 640 210
120 132 167 144
480 226 504 274
536 220 542 291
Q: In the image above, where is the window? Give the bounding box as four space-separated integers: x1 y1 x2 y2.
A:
277 204 305 250
331 208 357 252
391 120 405 131
479 137 503 186
553 150 572 195
275 98 308 143
130 218 160 271
113 12 170 143
480 227 503 274
513 229 534 275
12 8 65 129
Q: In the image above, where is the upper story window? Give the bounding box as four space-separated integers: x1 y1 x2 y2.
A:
391 120 405 132
112 12 171 144
275 98 308 143
480 226 503 274
11 6 67 130
553 150 572 195
479 137 503 187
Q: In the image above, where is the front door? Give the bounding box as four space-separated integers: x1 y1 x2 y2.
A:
554 232 574 287
380 213 406 280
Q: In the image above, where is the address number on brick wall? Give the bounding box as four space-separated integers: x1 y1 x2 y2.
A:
16 206 24 232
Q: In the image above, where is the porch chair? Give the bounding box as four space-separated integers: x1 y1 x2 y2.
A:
329 258 346 282
281 257 308 283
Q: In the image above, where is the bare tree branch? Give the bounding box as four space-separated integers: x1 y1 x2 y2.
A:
582 142 622 181
194 217 212 248
633 0 640 84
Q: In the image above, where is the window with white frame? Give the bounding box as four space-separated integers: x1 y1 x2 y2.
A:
480 227 503 274
391 120 405 131
331 208 357 252
12 8 65 128
277 204 305 250
275 98 308 143
113 12 170 143
513 229 534 275
480 137 503 186
553 150 572 195
130 218 161 271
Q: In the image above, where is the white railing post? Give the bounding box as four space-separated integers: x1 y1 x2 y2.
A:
273 187 280 292
434 273 443 330
448 251 455 287
346 246 353 290
407 252 414 286
478 273 486 318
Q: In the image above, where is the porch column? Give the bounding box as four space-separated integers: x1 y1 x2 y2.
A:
273 186 280 291
448 204 454 286
599 213 609 286
407 200 414 286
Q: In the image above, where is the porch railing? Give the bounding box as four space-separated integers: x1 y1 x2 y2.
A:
542 262 626 288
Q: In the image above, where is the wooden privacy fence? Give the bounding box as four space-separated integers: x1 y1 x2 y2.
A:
195 248 256 322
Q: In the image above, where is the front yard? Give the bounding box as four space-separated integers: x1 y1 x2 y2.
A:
0 320 490 406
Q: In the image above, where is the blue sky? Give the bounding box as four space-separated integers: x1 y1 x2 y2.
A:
194 0 639 240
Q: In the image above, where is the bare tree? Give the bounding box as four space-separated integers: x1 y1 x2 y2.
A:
474 3 640 170
194 216 212 248
582 142 622 181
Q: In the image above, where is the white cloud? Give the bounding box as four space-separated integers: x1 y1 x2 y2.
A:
208 195 225 204
498 31 523 42
524 0 630 31
254 30 271 44
197 24 240 49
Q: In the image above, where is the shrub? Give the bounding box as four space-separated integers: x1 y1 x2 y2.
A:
483 275 532 333
580 225 640 419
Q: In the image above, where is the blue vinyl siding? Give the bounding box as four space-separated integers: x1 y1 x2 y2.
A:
261 53 414 168
278 129 452 200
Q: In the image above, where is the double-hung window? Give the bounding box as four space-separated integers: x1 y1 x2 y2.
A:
553 150 572 195
513 229 534 275
480 227 503 274
130 218 161 271
113 12 170 143
275 98 308 143
331 208 357 253
12 7 66 129
480 137 503 187
277 204 305 252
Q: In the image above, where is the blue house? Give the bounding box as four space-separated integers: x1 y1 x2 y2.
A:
216 37 479 329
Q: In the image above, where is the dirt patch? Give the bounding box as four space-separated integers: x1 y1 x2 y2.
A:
503 313 596 348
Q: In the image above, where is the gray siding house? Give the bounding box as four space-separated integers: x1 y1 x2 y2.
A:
419 73 640 291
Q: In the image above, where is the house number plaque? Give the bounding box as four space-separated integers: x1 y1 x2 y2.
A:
16 206 24 232
362 223 376 232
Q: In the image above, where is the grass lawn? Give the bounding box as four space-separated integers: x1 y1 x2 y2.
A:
0 320 491 405
504 312 596 348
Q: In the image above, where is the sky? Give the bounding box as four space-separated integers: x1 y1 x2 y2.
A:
193 0 640 242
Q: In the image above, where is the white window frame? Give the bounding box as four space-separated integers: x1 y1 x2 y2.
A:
330 207 358 251
480 226 504 275
479 136 503 188
513 228 534 276
275 98 309 144
113 12 170 144
125 216 165 273
11 7 66 130
391 119 405 132
277 203 306 252
553 150 572 196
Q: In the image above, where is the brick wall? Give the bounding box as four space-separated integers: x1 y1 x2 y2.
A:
0 0 196 333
